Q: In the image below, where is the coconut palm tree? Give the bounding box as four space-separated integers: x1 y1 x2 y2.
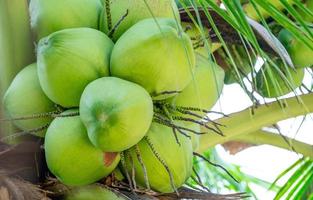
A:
0 0 312 199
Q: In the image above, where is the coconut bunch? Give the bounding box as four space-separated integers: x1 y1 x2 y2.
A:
2 0 226 195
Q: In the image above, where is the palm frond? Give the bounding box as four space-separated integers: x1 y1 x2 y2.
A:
272 157 313 200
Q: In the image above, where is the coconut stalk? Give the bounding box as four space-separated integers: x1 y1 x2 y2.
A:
232 130 313 158
0 0 35 137
197 93 313 157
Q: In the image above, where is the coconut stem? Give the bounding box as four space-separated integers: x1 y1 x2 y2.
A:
105 0 112 31
153 115 205 136
127 152 137 190
197 93 313 154
192 167 211 192
0 110 79 122
145 136 179 196
172 116 224 136
0 124 50 142
193 152 239 183
135 145 150 190
167 105 226 128
171 105 229 117
153 115 195 137
162 105 181 146
120 152 134 191
108 9 129 38
233 130 313 158
185 182 203 192
152 91 181 99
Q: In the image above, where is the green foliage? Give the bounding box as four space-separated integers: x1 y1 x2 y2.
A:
272 157 313 200
188 148 279 197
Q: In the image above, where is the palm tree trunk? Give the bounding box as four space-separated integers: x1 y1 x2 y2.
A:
0 0 35 137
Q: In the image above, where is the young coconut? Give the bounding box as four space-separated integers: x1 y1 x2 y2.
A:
79 77 154 152
175 0 219 7
243 0 295 21
167 54 225 117
215 45 256 85
298 0 313 22
45 110 120 186
110 18 196 100
3 63 55 137
255 60 304 98
37 28 114 108
66 185 128 200
29 0 102 40
100 0 179 41
122 122 193 193
182 22 221 57
278 28 313 68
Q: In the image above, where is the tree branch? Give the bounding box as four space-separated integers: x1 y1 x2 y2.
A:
232 130 313 158
197 93 313 153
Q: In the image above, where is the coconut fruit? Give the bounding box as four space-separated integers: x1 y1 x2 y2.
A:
45 110 120 186
29 0 102 40
243 0 295 21
175 0 218 8
100 0 179 41
167 54 224 115
297 0 313 22
182 22 221 57
255 61 304 98
278 28 313 68
215 45 256 85
80 77 153 152
110 18 196 100
66 185 128 200
123 122 193 193
3 63 55 137
37 28 113 108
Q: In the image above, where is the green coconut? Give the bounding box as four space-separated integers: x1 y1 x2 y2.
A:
110 18 196 100
45 110 120 186
175 0 219 8
182 22 221 57
175 0 199 8
168 54 224 115
80 77 154 152
3 63 55 137
123 122 193 193
100 0 179 41
256 61 304 98
278 28 313 68
29 0 102 40
37 28 113 108
216 45 256 85
297 0 313 22
243 0 295 21
66 185 127 200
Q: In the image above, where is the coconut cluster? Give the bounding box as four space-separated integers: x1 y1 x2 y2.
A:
3 0 226 194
